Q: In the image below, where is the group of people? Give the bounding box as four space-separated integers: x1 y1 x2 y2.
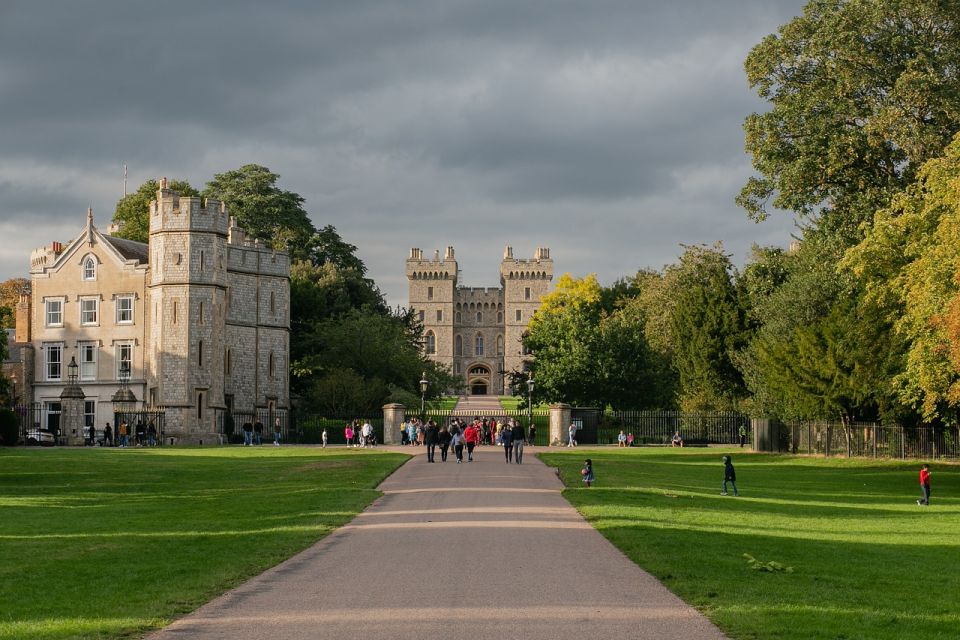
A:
344 420 376 448
402 416 536 449
241 418 283 446
87 420 158 448
403 417 531 464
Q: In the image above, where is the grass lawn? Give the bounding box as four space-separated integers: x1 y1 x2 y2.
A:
498 396 549 411
538 448 960 640
425 396 459 411
0 446 408 640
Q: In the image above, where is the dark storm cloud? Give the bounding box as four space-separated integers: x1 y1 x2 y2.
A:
0 0 807 303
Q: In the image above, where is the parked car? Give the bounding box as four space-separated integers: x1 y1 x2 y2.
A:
24 428 57 446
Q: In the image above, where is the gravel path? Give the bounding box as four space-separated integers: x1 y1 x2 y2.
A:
146 447 727 640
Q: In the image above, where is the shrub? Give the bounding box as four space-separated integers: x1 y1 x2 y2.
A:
0 408 20 446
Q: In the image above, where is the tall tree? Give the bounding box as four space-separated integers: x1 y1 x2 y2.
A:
740 0 960 235
112 179 198 243
203 164 315 256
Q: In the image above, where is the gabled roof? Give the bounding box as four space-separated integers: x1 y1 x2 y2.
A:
103 235 149 263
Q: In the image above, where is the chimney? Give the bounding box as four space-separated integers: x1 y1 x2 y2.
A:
504 246 513 260
15 293 31 344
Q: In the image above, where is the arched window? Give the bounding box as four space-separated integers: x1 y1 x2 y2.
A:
476 311 482 323
497 335 504 356
269 352 275 377
455 335 462 356
83 257 96 281
475 334 484 356
425 331 436 355
497 311 503 323
455 311 462 323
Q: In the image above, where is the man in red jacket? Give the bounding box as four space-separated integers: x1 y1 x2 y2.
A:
464 422 480 462
917 464 931 506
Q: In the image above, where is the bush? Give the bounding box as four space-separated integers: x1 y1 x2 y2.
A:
0 408 20 446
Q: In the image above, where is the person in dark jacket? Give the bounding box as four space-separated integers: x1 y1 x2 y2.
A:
438 425 452 462
722 455 739 496
425 420 439 462
501 422 514 463
511 420 526 464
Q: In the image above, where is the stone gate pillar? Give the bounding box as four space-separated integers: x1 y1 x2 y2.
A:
549 403 571 446
382 403 405 445
60 385 86 446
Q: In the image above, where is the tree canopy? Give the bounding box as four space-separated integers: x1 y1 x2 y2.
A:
112 179 198 243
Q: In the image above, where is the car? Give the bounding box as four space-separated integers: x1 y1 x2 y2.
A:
24 428 57 446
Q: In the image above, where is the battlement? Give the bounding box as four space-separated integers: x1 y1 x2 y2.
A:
406 246 458 280
149 178 229 236
499 246 553 280
29 241 65 272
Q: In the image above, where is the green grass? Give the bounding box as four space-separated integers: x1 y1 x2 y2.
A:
498 396 549 411
538 448 960 640
0 447 407 640
425 396 459 411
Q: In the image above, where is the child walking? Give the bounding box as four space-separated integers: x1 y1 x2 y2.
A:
917 464 931 506
581 459 595 487
722 455 739 496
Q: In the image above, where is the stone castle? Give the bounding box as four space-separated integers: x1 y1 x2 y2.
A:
406 246 553 394
13 179 290 444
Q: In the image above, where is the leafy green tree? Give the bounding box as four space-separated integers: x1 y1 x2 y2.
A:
112 179 199 243
740 0 960 235
203 164 315 255
306 225 367 274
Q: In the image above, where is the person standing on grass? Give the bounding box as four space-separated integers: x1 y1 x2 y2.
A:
567 423 577 448
511 420 526 464
918 464 931 506
344 423 354 448
253 419 263 445
722 455 739 496
501 421 514 463
321 428 328 448
104 422 113 447
242 421 253 446
581 459 594 487
274 417 282 446
739 424 747 448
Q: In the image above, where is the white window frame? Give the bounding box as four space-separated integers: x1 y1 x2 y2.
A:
45 343 63 381
79 341 97 381
83 257 96 281
115 296 134 325
475 334 484 357
115 341 133 380
45 298 64 327
80 297 99 326
84 400 96 429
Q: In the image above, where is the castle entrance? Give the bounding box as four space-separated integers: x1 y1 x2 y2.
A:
468 365 491 395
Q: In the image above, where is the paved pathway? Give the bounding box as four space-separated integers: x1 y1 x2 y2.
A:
147 447 726 640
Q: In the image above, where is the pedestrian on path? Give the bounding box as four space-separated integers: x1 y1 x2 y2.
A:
452 429 465 463
739 424 747 448
425 420 439 462
438 425 451 462
511 420 526 464
464 422 480 461
918 464 931 506
581 459 594 487
721 456 739 496
501 421 514 463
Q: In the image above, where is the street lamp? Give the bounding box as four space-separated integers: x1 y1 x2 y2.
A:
419 372 429 418
67 356 79 385
526 376 534 434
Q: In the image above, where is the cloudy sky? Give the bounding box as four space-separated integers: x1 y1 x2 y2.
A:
0 0 806 307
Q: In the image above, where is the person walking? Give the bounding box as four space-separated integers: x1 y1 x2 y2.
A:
147 422 157 447
581 459 595 487
501 421 514 463
511 420 526 464
321 428 328 448
452 428 465 464
464 421 480 462
739 424 747 448
344 423 354 448
721 455 739 496
242 421 253 446
253 419 264 446
567 423 577 448
528 422 536 447
425 420 439 462
438 425 452 462
119 421 129 448
273 417 282 446
400 420 409 446
917 464 932 506
135 420 146 447
87 423 96 447
103 423 113 447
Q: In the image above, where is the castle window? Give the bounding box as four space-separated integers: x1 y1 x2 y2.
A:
79 341 97 381
44 343 63 381
427 286 434 301
455 311 462 323
424 331 436 355
516 309 522 322
497 311 503 323
525 287 531 300
197 392 204 420
455 335 463 356
200 250 205 271
436 309 442 322
116 296 134 324
270 291 276 314
80 297 99 326
198 340 204 367
172 301 178 324
497 335 504 356
115 342 133 380
269 352 275 378
475 334 484 356
225 349 232 376
418 310 425 322
83 257 96 281
45 298 63 327
476 312 482 323
198 301 205 325
454 361 461 374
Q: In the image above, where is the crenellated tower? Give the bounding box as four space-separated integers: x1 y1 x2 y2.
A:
500 247 553 378
147 178 228 442
406 247 457 371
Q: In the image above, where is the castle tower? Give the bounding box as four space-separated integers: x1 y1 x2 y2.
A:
500 247 553 377
406 247 457 372
147 178 229 443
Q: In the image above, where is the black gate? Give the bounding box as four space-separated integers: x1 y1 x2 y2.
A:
571 408 602 444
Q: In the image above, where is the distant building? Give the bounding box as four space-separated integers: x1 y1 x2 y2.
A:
11 180 290 443
406 246 553 395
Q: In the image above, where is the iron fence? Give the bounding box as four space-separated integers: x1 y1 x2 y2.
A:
294 414 384 446
604 410 750 446
784 421 960 459
217 408 291 444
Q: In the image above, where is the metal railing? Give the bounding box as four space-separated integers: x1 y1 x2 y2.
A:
604 410 750 446
784 421 960 459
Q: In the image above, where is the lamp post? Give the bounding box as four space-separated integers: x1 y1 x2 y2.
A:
419 372 429 418
112 361 137 445
59 356 85 445
67 356 79 385
526 376 534 433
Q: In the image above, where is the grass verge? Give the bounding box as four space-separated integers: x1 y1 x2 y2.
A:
538 448 960 640
0 446 407 640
